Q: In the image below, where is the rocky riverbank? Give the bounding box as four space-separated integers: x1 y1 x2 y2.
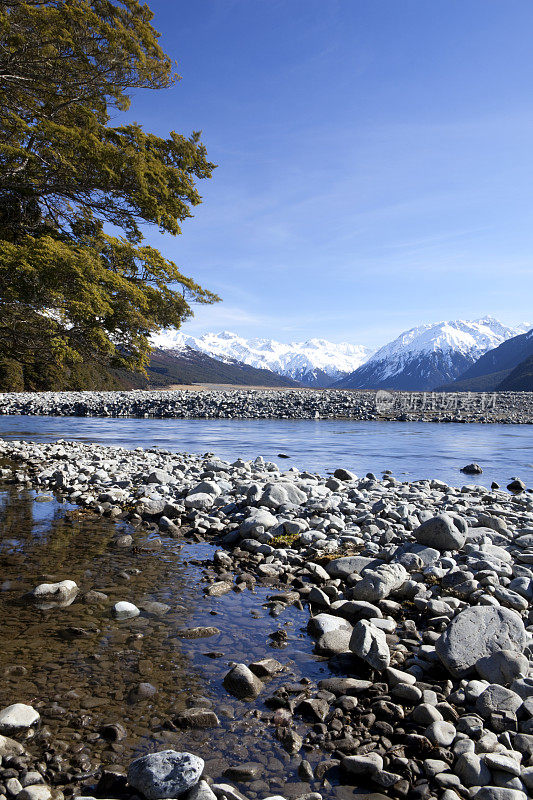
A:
0 389 532 423
0 439 533 800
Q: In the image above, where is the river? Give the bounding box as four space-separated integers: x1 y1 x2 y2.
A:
0 416 531 489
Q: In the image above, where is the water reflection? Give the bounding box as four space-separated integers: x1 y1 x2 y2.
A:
0 485 335 798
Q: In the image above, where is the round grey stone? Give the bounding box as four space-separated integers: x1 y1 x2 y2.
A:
127 750 204 799
435 606 526 678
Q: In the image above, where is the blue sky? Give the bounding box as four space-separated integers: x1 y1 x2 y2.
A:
127 0 533 349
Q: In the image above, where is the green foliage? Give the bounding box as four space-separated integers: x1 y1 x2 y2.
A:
0 358 24 391
0 0 219 389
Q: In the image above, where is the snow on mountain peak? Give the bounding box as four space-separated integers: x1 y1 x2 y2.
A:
151 330 373 386
336 316 527 390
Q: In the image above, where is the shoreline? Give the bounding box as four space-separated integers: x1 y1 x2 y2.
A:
0 439 532 800
0 389 532 424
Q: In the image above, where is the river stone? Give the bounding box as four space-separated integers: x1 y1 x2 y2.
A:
239 507 278 534
351 563 408 602
413 514 466 551
454 752 491 786
0 734 26 757
349 620 390 670
317 628 352 654
0 704 40 732
184 492 214 510
112 601 140 620
17 788 51 800
186 780 217 800
175 709 220 728
260 483 306 508
476 650 529 686
472 789 527 800
127 750 204 799
223 664 264 700
435 606 527 678
507 479 526 494
307 613 351 637
475 684 523 718
325 556 379 579
334 468 357 481
30 579 78 608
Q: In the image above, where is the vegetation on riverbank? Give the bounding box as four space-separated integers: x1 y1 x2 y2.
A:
0 0 218 391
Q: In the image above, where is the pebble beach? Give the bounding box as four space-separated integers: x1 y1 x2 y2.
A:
0 437 532 800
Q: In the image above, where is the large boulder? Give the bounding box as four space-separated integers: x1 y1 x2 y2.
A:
127 750 204 799
239 508 278 536
184 493 215 510
349 620 390 671
475 684 523 718
351 563 408 603
413 514 465 551
436 606 527 678
476 650 529 686
259 483 306 508
307 613 351 637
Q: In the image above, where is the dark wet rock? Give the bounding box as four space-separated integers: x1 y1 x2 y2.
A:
176 627 220 639
175 709 220 728
139 600 171 615
296 698 330 722
461 463 483 474
82 590 108 604
223 762 263 781
223 664 264 700
128 682 157 703
127 750 204 799
249 658 283 678
278 728 303 755
100 722 126 742
436 606 527 677
111 533 133 547
206 581 233 597
507 479 526 493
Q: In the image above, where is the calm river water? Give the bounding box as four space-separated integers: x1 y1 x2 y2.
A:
0 416 531 488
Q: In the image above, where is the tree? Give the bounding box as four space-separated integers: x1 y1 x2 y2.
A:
0 0 219 389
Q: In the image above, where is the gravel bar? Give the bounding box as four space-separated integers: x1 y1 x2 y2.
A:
0 389 532 423
0 438 532 800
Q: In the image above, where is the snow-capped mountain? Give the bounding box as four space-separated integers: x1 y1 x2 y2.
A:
335 317 530 391
152 330 373 387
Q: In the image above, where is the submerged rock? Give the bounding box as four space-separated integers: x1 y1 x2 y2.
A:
29 580 78 609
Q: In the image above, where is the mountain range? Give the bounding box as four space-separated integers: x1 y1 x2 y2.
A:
153 330 372 387
150 318 532 391
335 317 528 391
440 327 533 391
